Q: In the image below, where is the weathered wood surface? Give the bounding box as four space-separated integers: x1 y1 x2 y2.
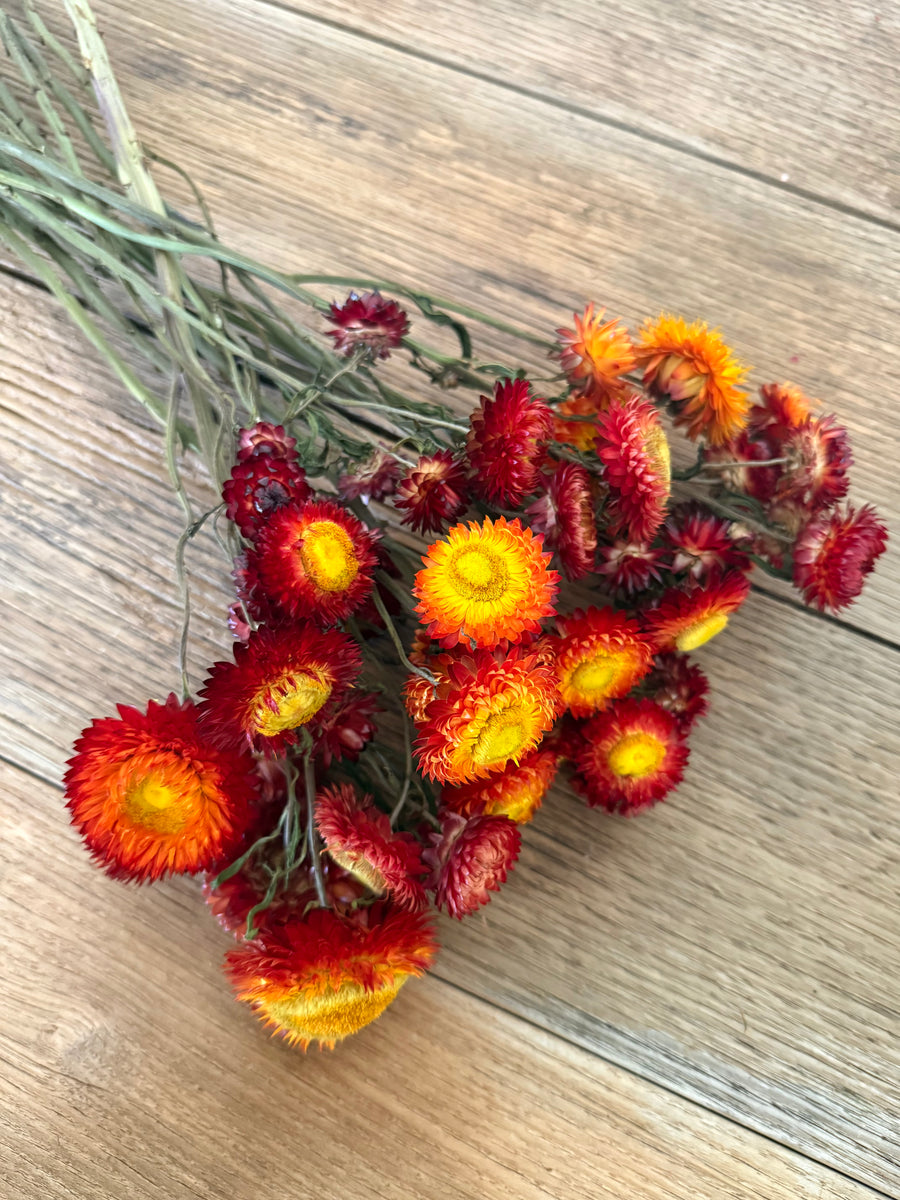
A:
291 0 900 227
1 759 878 1200
3 269 899 1192
29 0 899 642
2 0 899 1194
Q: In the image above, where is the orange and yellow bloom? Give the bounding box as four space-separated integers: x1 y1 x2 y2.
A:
414 517 558 648
555 303 635 405
551 606 654 717
441 748 558 824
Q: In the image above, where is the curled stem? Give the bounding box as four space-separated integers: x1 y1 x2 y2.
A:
370 585 436 686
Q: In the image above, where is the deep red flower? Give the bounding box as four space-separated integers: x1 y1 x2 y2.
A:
199 623 362 754
596 394 671 542
776 415 853 510
315 783 427 909
338 450 402 503
571 697 688 815
597 540 664 595
222 456 312 540
793 504 888 613
236 422 298 462
663 503 750 580
526 462 598 580
327 291 409 359
424 812 521 918
394 450 469 534
64 694 258 883
705 431 781 504
644 570 751 653
643 653 710 734
466 378 553 506
247 497 380 626
312 691 379 769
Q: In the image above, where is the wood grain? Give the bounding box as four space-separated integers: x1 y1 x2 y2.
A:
0 759 877 1200
12 0 897 640
2 269 899 1190
286 0 900 227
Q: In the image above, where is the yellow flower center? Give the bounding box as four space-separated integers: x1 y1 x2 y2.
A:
264 978 406 1047
122 773 193 834
299 521 359 593
674 611 729 652
472 704 530 768
607 732 666 779
570 653 617 699
447 543 510 602
252 671 332 737
643 423 671 490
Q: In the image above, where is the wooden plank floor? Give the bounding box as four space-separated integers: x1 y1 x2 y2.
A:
1 1 899 1196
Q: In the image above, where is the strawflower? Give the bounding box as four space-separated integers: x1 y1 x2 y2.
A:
394 450 469 533
327 290 409 359
467 377 553 506
441 748 558 824
644 571 751 652
555 303 635 405
526 462 598 580
793 504 888 612
425 812 521 918
552 606 654 717
596 394 671 542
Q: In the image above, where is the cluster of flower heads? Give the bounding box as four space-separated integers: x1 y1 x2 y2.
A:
64 291 888 1054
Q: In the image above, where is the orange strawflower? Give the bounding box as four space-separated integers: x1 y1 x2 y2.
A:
555 303 635 405
413 646 560 785
200 623 362 754
226 902 437 1049
644 570 751 652
64 694 257 882
553 391 601 451
315 783 427 909
414 517 559 648
750 382 816 437
572 697 689 815
551 606 654 717
596 395 671 542
441 748 558 823
247 498 379 626
637 313 750 445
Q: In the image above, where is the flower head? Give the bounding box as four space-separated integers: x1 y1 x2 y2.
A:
394 450 469 534
644 570 751 652
526 462 598 580
597 540 664 595
247 498 379 626
750 383 816 438
338 450 401 503
312 691 379 769
64 694 257 882
663 503 750 580
553 391 601 452
793 504 888 613
199 623 362 754
327 291 409 360
222 456 312 540
316 784 427 909
236 422 298 462
441 748 558 824
413 646 560 784
572 697 688 815
638 313 750 445
226 903 437 1049
467 378 553 506
776 415 852 510
551 606 653 717
555 304 635 405
596 394 671 542
414 517 558 648
643 653 710 734
424 812 521 918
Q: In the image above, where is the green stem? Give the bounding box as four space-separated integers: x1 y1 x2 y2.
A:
303 753 327 908
370 585 436 685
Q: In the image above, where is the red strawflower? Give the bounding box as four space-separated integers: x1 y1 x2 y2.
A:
572 697 688 815
312 691 379 769
64 694 258 883
466 378 553 506
663 503 751 580
526 462 598 580
395 450 469 534
596 394 671 542
222 456 312 540
316 783 427 910
793 504 888 613
338 450 402 503
226 902 437 1049
643 653 710 734
644 570 751 653
424 812 521 918
555 303 635 405
776 415 853 510
327 290 409 360
199 623 362 755
247 497 379 626
440 748 558 824
749 383 816 439
551 606 654 717
236 422 298 462
597 540 664 595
